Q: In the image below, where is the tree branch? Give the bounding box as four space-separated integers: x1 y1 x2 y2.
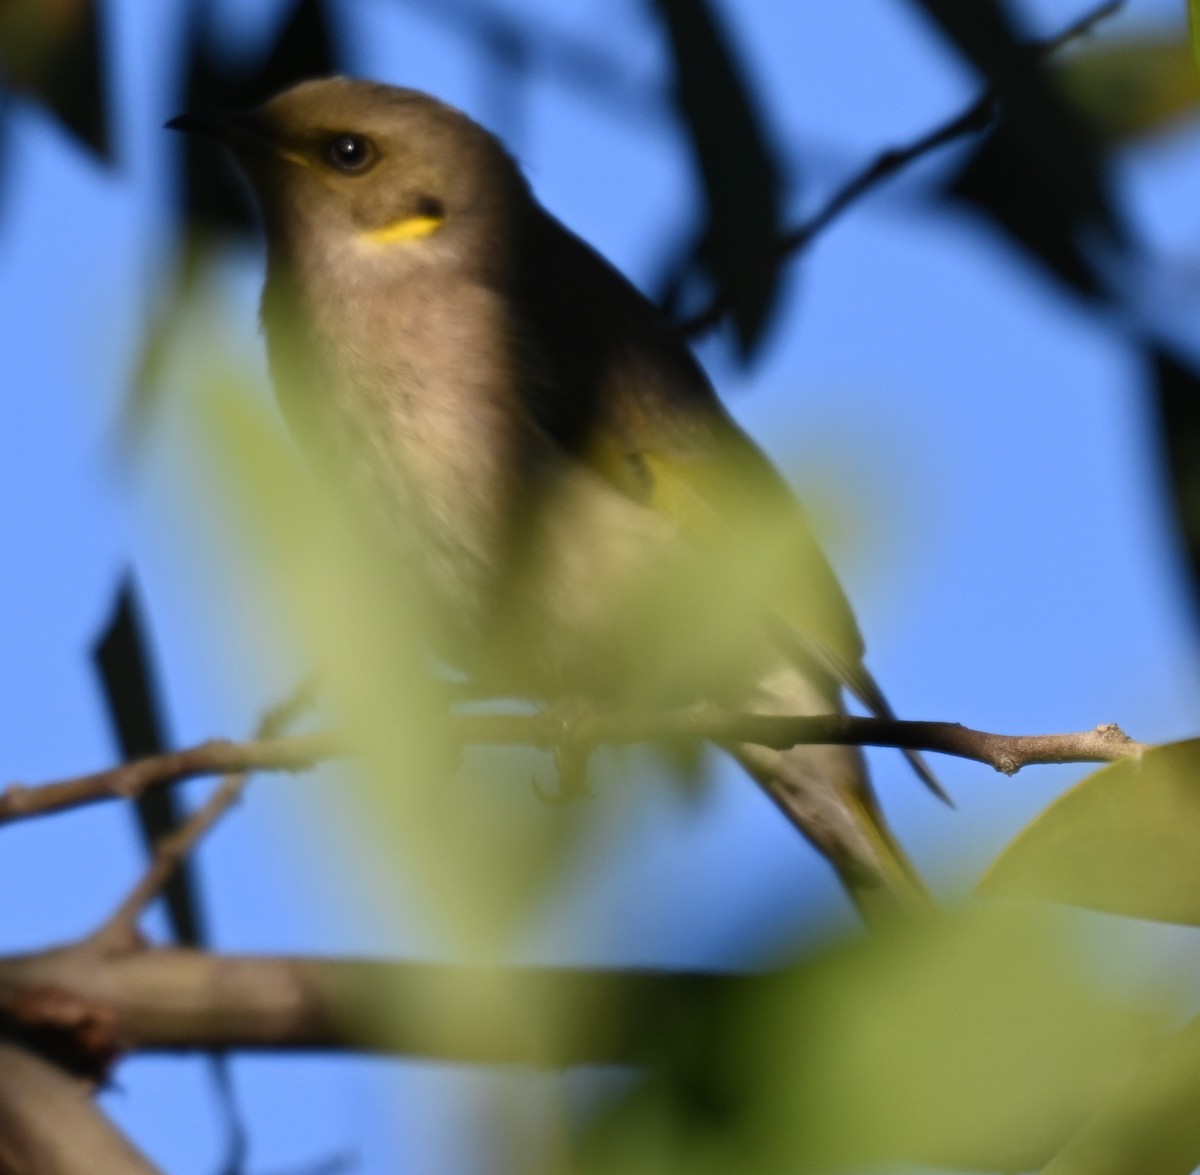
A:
0 943 729 1071
0 708 1149 827
0 1043 162 1175
680 0 1122 338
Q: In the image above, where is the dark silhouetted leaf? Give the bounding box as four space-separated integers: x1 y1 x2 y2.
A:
130 0 344 448
0 0 110 158
1057 35 1200 142
912 0 1123 300
648 0 787 361
93 576 204 946
1150 345 1200 629
390 0 653 119
980 741 1200 925
0 96 9 217
93 577 250 1172
175 0 341 237
1041 1013 1200 1175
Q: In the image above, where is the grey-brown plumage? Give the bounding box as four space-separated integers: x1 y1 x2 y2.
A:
169 77 942 917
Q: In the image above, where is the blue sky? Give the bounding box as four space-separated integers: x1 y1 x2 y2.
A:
3 0 1200 1170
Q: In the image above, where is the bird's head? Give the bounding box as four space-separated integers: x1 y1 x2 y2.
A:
168 77 530 280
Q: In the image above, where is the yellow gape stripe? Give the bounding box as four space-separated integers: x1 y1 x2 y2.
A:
277 148 315 172
363 215 445 245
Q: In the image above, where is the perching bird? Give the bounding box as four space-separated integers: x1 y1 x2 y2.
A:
168 78 944 918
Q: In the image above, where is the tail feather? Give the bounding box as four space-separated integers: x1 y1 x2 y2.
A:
730 663 933 922
766 616 953 807
852 667 954 808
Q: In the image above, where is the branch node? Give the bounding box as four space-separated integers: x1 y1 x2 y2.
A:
4 986 123 1082
995 754 1021 777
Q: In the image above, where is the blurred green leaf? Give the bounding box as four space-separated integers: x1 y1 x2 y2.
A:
648 0 786 361
0 0 109 158
1056 35 1200 142
580 906 1169 1173
1042 1013 1200 1175
196 360 607 958
980 740 1200 925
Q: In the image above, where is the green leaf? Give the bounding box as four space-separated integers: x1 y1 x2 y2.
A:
196 361 609 955
980 740 1200 925
579 906 1170 1173
1056 35 1200 142
1042 1013 1200 1175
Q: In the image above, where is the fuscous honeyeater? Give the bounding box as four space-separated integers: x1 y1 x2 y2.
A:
168 77 945 916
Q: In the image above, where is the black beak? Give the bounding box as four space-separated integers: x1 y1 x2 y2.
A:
165 110 274 147
166 110 228 137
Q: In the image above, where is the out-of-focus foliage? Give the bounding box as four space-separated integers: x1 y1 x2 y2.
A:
131 1 342 443
911 0 1200 642
198 364 612 957
647 0 787 362
176 0 341 238
981 740 1200 926
579 906 1174 1174
978 740 1200 1174
92 578 245 1175
93 580 206 948
1152 348 1200 633
0 0 109 158
1057 33 1200 141
1041 1013 1200 1175
15 0 1200 1170
916 0 1123 300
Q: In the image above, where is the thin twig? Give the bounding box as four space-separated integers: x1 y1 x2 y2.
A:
681 0 1122 338
1 708 1149 830
0 733 340 825
1039 0 1122 55
94 678 320 946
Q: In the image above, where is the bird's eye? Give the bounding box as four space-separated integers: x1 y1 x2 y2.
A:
325 133 376 174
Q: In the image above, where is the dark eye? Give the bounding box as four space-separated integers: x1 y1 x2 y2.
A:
325 133 376 173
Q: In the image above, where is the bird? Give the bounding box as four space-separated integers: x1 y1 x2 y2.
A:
167 77 945 919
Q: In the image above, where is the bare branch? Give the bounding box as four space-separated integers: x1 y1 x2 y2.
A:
0 708 1148 828
0 1043 162 1175
0 945 728 1069
681 0 1123 338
